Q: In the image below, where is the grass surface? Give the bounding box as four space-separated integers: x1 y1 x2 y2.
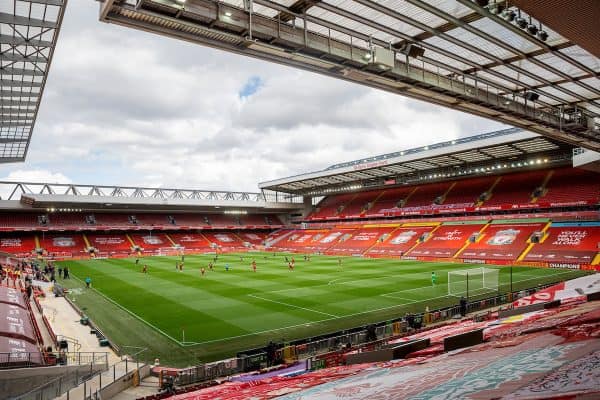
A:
56 252 588 366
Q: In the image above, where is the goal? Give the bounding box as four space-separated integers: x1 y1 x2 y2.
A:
447 267 499 297
157 247 183 256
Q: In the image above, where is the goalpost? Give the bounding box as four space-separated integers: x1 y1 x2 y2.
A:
447 267 499 298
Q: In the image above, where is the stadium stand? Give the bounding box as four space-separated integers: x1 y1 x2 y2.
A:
46 213 86 227
0 213 41 229
168 233 213 251
0 234 36 257
204 214 242 226
309 228 357 253
165 214 204 227
523 222 600 266
365 186 415 217
440 176 495 208
327 226 395 255
38 233 87 257
307 167 600 221
407 222 486 259
541 169 600 205
476 170 549 207
458 221 547 262
365 225 435 257
86 233 132 255
134 214 171 226
311 193 357 219
202 232 245 250
92 214 134 228
0 212 283 231
273 230 325 252
402 181 451 210
237 231 269 245
130 233 174 253
335 191 381 218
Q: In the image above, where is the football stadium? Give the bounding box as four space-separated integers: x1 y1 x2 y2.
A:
1 0 600 399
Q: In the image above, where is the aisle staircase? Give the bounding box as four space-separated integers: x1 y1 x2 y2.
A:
517 221 553 261
165 234 178 246
531 171 554 203
335 193 359 216
405 224 442 256
477 177 502 206
454 222 491 258
363 191 387 214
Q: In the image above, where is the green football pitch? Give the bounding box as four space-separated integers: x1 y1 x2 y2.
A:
56 252 588 365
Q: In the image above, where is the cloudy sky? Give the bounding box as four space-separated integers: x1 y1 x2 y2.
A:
2 0 507 192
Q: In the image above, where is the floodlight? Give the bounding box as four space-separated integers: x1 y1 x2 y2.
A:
515 11 527 29
501 8 515 21
488 1 504 14
537 28 548 41
526 20 538 35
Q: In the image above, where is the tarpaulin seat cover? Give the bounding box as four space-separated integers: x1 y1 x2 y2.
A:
0 286 27 309
0 305 36 344
0 336 42 365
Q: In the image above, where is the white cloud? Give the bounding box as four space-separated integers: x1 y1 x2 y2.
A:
2 0 508 193
1 169 72 184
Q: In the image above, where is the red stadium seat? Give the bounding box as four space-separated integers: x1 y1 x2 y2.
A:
459 222 546 261
408 223 487 258
523 225 600 265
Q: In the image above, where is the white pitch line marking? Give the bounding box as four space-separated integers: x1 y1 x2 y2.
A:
248 294 338 318
71 261 579 347
70 275 184 346
182 269 577 347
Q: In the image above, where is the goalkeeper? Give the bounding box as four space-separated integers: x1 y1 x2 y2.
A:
431 271 437 286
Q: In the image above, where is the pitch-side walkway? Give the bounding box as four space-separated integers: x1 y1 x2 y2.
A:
34 281 148 399
35 280 120 363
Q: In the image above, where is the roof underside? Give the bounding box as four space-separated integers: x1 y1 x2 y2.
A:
0 181 303 211
100 0 600 150
259 128 577 194
0 0 67 163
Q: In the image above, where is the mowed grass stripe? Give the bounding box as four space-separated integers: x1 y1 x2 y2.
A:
68 262 253 341
67 258 328 340
57 253 590 363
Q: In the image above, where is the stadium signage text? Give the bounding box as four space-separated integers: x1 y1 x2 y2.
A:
352 160 388 171
548 263 581 270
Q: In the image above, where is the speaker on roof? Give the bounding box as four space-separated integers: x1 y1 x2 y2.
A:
524 92 540 101
406 44 425 58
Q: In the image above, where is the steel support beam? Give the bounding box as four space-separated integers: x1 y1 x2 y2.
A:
0 34 53 48
100 0 599 149
0 12 58 29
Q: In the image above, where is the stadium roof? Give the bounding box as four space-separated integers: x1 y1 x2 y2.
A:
0 0 67 163
99 0 600 150
0 181 303 211
259 127 577 195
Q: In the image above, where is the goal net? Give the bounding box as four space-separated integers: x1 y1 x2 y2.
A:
448 267 499 297
157 247 183 256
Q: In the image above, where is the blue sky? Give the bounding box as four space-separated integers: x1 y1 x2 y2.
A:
239 77 264 99
0 1 507 192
